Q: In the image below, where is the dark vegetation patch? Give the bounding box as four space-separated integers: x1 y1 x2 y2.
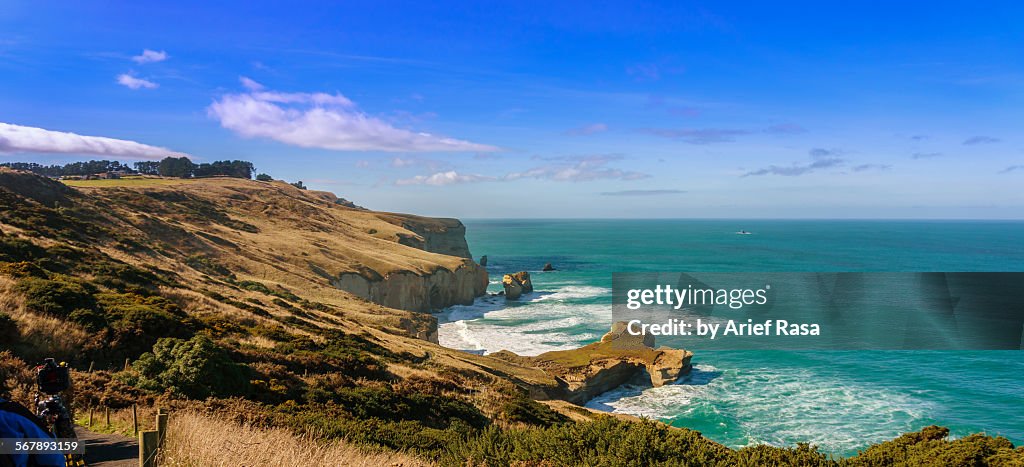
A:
185 255 235 279
119 335 251 399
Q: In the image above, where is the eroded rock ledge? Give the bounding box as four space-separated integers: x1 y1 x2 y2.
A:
332 261 487 313
492 321 693 404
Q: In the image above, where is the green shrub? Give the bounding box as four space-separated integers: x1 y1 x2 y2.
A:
274 335 389 380
14 276 96 316
236 280 272 294
443 417 734 467
841 425 1022 466
96 293 192 354
67 308 107 332
0 261 46 278
735 443 832 466
126 335 250 399
87 261 164 291
0 237 46 263
498 395 569 427
304 386 488 430
276 406 472 457
185 255 234 278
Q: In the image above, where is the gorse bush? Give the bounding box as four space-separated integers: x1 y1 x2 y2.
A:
442 417 734 467
125 334 250 399
840 425 1023 467
95 292 193 356
272 405 476 458
498 394 569 427
307 386 489 430
14 275 96 316
435 418 1024 467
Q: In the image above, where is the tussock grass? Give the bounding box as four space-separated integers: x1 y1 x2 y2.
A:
161 410 431 467
0 275 90 361
61 177 190 188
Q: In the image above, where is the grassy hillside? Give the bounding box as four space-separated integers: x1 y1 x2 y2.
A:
1 169 1020 466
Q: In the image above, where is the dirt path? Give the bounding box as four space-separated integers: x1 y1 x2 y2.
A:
74 427 137 467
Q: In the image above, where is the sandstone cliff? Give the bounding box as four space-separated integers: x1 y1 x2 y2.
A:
379 214 474 258
18 173 487 324
332 261 487 313
493 321 693 404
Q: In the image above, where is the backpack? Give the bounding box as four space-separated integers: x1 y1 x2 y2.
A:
35 361 70 396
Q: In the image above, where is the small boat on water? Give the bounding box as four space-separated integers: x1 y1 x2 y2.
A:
736 230 752 235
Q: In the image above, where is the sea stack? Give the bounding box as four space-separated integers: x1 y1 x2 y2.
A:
542 262 555 271
502 271 533 300
479 255 488 266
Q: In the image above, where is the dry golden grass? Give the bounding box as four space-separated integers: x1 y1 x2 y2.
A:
237 334 277 349
60 177 190 188
0 276 91 361
74 406 154 437
161 411 431 467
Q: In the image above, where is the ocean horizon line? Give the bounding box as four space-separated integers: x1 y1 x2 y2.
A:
457 217 1024 222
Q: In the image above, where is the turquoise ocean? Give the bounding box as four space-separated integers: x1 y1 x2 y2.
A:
437 220 1024 457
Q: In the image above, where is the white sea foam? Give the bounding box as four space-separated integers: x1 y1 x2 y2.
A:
440 282 940 454
534 285 610 301
586 364 933 454
438 283 610 356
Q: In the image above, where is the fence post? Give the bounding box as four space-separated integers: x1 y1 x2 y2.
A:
132 404 138 435
88 406 93 428
139 430 158 467
155 409 168 448
105 406 110 427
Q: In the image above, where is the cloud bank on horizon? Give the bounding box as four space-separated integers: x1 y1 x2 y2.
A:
0 123 187 160
394 155 648 186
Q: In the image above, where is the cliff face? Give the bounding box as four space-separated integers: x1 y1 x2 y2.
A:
1 172 487 335
374 214 474 259
332 261 487 313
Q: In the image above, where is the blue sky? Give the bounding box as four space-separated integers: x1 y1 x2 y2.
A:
1 1 1022 218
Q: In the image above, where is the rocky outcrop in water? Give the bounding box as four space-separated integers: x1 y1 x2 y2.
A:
479 255 488 266
491 321 693 404
502 271 533 300
542 262 555 271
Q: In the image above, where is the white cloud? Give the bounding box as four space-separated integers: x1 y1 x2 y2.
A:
505 155 649 182
207 83 497 153
395 170 494 186
117 74 158 90
0 122 188 160
391 157 416 168
239 76 265 91
394 155 649 187
132 49 167 64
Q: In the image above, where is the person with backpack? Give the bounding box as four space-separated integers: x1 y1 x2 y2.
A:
0 364 67 467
